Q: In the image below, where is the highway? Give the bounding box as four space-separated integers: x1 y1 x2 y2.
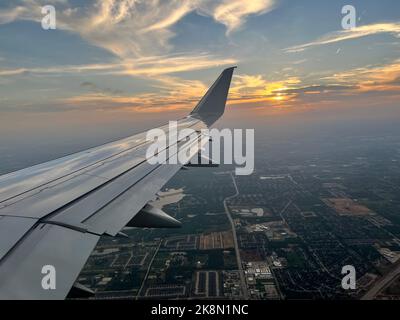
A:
135 240 162 300
362 259 400 300
223 172 249 299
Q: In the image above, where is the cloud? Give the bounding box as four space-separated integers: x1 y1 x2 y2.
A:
59 65 214 114
0 1 277 57
233 74 268 90
231 74 301 96
322 59 400 90
80 81 124 96
0 63 121 76
118 54 237 77
0 54 237 78
387 76 400 86
143 0 278 35
0 6 27 25
9 63 399 114
227 66 400 111
63 75 208 113
6 1 397 115
205 0 276 34
276 84 358 95
285 23 400 53
142 1 195 32
0 0 246 104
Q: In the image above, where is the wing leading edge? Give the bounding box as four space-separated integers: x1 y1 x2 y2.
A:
0 67 235 299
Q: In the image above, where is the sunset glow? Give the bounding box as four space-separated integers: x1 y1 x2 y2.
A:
0 1 399 119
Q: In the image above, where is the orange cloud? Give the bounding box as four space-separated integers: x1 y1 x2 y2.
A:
323 59 400 92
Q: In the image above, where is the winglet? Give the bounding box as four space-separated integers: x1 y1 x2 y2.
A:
190 67 236 126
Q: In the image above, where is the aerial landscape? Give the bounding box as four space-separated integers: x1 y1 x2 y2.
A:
75 131 400 300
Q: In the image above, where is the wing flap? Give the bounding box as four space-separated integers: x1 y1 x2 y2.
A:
85 162 183 236
0 216 37 260
0 223 99 300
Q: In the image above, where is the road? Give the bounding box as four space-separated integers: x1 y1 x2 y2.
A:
223 172 249 299
362 259 400 300
135 240 162 300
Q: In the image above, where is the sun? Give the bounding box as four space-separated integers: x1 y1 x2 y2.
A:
273 93 285 101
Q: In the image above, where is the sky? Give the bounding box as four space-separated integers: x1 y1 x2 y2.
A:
0 0 400 170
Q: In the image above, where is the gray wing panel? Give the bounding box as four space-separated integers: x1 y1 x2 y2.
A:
85 162 183 236
0 134 147 203
0 117 200 204
47 131 208 235
46 158 157 232
0 223 99 300
0 174 108 219
0 118 203 221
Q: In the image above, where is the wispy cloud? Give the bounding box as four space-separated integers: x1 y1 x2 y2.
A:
0 63 120 76
80 81 124 96
2 1 398 116
0 0 254 103
231 74 300 99
322 59 400 91
0 54 237 78
0 5 29 25
142 0 277 35
285 23 400 53
207 0 276 35
118 54 238 77
11 61 400 114
276 84 358 94
228 59 400 110
0 0 277 58
63 75 208 113
141 1 195 33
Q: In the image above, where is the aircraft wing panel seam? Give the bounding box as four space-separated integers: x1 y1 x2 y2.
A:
0 119 203 205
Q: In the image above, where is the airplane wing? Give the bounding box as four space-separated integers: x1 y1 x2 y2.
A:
0 67 236 299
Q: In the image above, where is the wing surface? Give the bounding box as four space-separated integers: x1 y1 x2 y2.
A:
0 67 235 299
